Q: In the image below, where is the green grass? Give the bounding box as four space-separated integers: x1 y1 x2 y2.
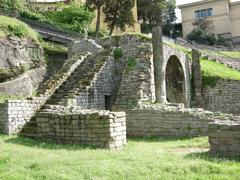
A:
0 135 239 180
201 50 240 60
164 41 191 55
219 51 240 59
0 15 40 43
201 59 240 86
41 41 68 54
165 41 240 86
0 93 24 103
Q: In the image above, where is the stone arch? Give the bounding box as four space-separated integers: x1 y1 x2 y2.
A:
163 45 191 107
165 55 186 104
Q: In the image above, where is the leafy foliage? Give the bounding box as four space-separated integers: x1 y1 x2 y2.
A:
186 19 230 46
20 3 94 33
127 57 136 69
0 0 24 14
137 0 176 35
103 0 135 35
85 0 105 37
113 47 123 60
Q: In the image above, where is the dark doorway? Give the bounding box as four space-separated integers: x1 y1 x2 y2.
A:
105 95 112 111
165 56 185 104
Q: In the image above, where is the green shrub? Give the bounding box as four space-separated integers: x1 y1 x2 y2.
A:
113 48 123 60
127 57 136 69
187 29 217 46
0 0 24 14
7 24 28 37
20 4 94 33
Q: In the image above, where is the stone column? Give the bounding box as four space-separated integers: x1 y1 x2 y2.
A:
152 26 167 103
191 49 203 107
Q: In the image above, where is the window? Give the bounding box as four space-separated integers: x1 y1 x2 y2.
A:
195 8 213 18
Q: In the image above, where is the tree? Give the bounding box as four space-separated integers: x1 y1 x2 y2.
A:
85 0 105 37
103 0 135 36
162 0 177 36
137 0 176 36
186 18 217 45
150 0 168 103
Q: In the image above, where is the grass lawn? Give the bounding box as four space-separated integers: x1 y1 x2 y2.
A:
202 50 240 60
0 135 239 180
219 51 240 59
0 15 40 43
200 59 240 86
0 93 24 104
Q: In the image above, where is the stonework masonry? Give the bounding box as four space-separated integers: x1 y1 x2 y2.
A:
209 120 240 157
23 106 126 149
0 97 47 134
126 103 240 137
1 34 240 153
0 67 46 97
202 80 240 115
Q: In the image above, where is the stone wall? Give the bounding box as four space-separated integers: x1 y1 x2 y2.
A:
68 39 103 57
24 106 126 149
208 120 240 156
76 54 124 110
126 103 239 137
0 37 44 68
202 80 240 114
0 67 46 97
0 97 47 135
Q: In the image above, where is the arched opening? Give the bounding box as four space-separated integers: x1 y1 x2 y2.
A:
165 56 186 104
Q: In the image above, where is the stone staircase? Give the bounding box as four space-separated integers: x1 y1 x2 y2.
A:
44 49 112 106
37 52 91 97
22 49 113 137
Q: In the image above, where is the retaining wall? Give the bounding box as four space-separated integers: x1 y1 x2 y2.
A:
202 80 240 114
209 120 240 156
0 67 46 97
126 109 213 137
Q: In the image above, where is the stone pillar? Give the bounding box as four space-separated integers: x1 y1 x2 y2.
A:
191 49 203 107
152 26 167 103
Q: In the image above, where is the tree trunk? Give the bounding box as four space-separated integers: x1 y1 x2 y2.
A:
95 6 101 37
109 0 119 36
152 21 166 103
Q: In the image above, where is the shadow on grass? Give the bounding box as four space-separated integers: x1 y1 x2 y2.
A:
4 135 99 151
128 136 202 143
184 151 240 162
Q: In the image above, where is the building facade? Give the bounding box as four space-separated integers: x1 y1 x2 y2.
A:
179 0 240 44
26 0 140 34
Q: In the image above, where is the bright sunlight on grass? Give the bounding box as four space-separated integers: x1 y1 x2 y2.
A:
0 15 40 43
219 51 240 59
200 59 240 86
0 135 239 180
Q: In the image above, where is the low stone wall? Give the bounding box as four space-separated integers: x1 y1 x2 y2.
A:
202 80 240 114
0 97 47 135
126 103 239 137
0 67 46 97
24 106 126 149
208 120 240 156
0 103 7 133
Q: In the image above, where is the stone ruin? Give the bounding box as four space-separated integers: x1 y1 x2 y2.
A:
0 34 239 155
